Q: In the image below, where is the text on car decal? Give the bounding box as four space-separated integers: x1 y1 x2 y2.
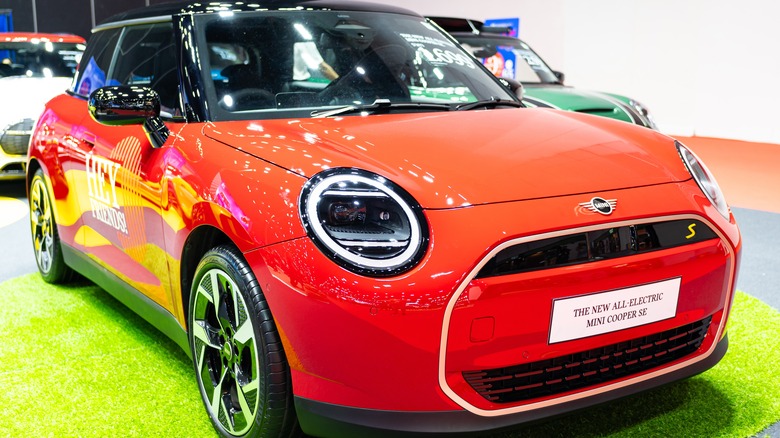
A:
86 152 128 234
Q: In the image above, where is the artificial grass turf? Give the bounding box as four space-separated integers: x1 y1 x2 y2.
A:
0 274 778 437
0 274 215 437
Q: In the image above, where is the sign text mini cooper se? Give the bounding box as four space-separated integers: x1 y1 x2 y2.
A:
27 1 740 437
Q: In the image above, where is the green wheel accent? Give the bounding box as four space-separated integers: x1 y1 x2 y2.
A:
29 169 74 284
189 245 298 437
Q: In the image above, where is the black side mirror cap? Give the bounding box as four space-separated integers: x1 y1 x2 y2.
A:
553 70 565 84
88 86 169 148
498 77 524 100
89 86 161 125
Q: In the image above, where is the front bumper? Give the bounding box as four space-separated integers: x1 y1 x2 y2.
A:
0 118 33 180
247 181 739 436
295 334 727 437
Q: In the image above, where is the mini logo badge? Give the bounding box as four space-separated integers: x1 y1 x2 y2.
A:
577 197 617 215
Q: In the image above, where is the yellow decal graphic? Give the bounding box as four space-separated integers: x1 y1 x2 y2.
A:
111 136 147 263
86 152 128 234
686 223 696 239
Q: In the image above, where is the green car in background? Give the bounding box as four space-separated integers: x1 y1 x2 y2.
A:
430 17 657 129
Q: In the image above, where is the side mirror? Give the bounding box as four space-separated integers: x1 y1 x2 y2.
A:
89 86 160 125
553 70 565 84
88 86 169 148
498 77 524 100
472 48 497 58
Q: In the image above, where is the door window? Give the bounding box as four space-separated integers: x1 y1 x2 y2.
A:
73 28 121 97
109 23 180 116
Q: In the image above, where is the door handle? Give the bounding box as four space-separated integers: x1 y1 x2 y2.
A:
80 131 96 147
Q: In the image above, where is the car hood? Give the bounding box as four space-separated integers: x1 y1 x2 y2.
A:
0 76 72 125
523 85 639 124
203 108 689 209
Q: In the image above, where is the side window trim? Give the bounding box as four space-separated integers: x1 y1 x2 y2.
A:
104 26 128 87
72 28 122 98
107 22 181 118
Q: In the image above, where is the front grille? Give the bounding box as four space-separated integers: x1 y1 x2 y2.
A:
0 119 34 155
463 316 711 404
476 220 718 279
0 163 25 175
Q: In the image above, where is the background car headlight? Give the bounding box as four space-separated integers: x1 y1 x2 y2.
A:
299 168 429 276
629 99 658 130
676 141 730 219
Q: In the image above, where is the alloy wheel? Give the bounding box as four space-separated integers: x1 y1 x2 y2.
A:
192 268 260 435
29 176 54 274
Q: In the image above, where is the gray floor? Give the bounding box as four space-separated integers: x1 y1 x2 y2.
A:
1 181 778 436
732 208 780 310
0 180 37 282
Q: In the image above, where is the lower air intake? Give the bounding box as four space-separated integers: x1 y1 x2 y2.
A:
463 316 711 404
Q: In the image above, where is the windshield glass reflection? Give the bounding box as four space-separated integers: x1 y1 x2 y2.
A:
196 11 514 119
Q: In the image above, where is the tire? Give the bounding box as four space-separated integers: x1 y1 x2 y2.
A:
188 245 299 438
29 168 75 284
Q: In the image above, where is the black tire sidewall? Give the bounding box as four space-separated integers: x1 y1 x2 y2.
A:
188 245 295 438
30 169 72 284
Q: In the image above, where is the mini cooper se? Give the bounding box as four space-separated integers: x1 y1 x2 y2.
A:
27 1 740 437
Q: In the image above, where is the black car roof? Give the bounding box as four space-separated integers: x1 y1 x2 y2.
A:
427 16 483 33
100 0 420 27
428 16 520 43
447 32 524 44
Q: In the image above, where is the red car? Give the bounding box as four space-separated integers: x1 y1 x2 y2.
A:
27 1 740 437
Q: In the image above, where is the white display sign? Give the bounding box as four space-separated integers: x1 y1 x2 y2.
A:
549 278 681 344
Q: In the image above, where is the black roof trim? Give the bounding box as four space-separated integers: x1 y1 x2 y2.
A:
447 32 524 43
427 16 484 33
99 0 420 28
428 16 517 37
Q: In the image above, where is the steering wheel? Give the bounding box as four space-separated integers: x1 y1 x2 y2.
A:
317 75 363 105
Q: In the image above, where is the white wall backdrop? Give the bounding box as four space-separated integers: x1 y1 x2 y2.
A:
390 0 780 144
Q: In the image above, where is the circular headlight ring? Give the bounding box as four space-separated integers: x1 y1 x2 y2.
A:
299 168 429 277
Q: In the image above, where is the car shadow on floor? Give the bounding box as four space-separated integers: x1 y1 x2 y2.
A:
488 378 733 437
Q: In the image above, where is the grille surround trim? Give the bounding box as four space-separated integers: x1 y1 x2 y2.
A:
437 213 737 417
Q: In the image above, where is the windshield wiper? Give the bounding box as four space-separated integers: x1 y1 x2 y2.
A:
456 97 523 111
311 99 452 118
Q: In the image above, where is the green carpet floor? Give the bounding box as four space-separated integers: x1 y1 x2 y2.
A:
0 274 778 437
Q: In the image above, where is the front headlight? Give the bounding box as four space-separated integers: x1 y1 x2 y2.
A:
629 99 657 130
676 141 730 219
299 168 429 277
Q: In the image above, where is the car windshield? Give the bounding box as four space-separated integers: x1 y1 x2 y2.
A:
454 35 559 84
0 41 83 78
195 10 516 120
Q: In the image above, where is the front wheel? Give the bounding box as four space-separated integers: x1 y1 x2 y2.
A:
188 245 298 437
29 168 75 283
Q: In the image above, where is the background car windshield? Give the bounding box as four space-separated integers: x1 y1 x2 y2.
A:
196 10 514 120
455 35 558 84
0 42 83 78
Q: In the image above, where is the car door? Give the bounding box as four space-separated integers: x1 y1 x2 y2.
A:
73 22 180 310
